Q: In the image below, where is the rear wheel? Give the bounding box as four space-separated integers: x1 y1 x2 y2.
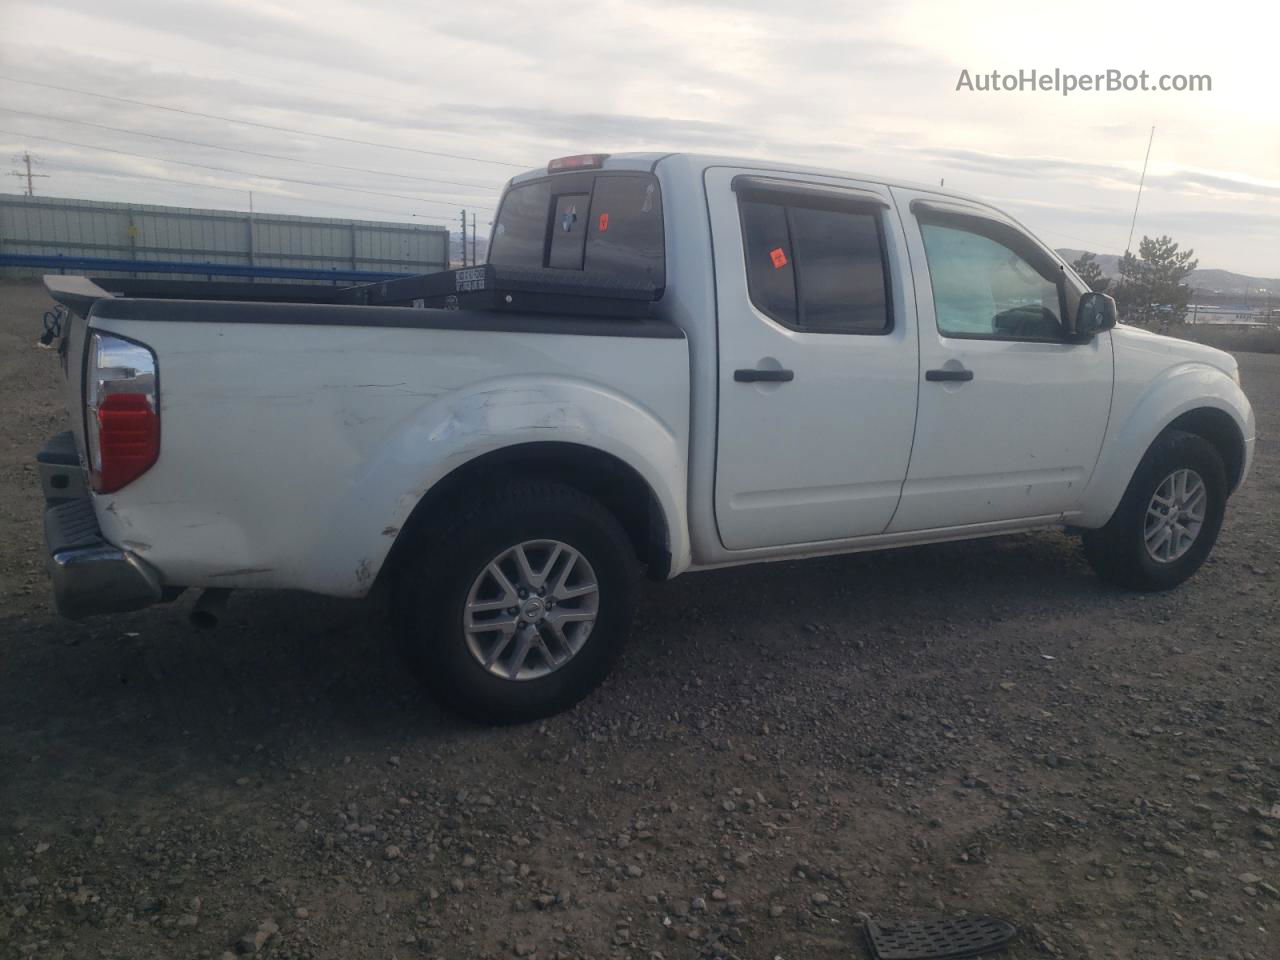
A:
395 480 637 723
1082 429 1227 591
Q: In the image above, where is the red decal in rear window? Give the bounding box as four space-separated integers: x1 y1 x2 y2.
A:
770 247 788 269
598 212 609 232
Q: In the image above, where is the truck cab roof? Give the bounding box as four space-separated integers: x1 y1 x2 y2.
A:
510 151 990 208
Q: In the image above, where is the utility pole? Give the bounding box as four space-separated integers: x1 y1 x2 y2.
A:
470 212 477 267
8 152 49 196
460 209 468 267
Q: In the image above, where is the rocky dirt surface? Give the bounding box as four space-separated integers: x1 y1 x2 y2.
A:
1 280 1277 960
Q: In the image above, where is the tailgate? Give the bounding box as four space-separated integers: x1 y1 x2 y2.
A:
44 276 113 463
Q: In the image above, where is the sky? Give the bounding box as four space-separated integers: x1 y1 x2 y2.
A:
0 0 1277 279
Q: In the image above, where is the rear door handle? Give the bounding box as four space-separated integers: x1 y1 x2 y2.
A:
734 368 795 383
925 368 974 382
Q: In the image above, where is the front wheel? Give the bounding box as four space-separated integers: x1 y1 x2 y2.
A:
1082 429 1227 591
394 480 638 723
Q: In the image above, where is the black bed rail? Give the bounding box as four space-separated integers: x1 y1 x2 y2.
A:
81 264 662 319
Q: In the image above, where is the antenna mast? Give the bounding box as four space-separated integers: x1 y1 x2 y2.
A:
1125 126 1155 255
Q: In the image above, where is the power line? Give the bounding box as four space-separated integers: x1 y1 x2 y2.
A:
0 105 499 191
0 129 495 211
43 165 465 227
0 75 529 169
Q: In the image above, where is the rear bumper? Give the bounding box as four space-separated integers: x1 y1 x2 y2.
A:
41 455 162 620
37 430 87 503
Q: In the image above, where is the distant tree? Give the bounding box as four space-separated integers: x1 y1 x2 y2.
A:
1070 251 1110 293
1112 251 1146 322
1112 235 1198 329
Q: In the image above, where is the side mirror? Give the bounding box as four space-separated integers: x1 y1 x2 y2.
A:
1073 292 1117 339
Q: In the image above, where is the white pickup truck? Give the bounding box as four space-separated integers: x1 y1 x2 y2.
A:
39 152 1255 722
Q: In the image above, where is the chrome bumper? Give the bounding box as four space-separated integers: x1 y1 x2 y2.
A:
42 461 161 620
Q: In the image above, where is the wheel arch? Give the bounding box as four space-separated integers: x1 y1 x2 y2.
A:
300 373 690 597
1166 406 1246 492
1078 362 1253 528
381 441 675 584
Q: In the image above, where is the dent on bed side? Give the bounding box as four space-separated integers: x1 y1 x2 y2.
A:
334 374 685 588
209 567 274 578
355 558 373 588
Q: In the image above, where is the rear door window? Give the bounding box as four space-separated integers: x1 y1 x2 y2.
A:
739 190 892 334
739 200 798 326
790 206 889 333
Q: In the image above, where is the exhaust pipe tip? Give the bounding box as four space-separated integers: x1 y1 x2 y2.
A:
190 588 231 629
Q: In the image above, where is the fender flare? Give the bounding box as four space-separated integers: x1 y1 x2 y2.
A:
305 375 690 595
1077 362 1254 528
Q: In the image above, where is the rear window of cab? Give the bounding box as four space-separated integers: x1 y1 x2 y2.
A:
488 173 665 288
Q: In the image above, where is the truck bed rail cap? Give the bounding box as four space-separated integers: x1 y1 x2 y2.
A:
44 275 114 318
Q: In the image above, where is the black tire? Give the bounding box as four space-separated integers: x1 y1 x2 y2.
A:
1082 429 1227 591
394 480 638 724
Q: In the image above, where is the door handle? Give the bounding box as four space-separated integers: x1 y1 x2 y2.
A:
925 368 974 382
734 368 795 383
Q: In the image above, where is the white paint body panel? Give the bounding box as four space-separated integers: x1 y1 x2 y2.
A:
1075 324 1254 527
887 186 1114 531
85 318 690 596
67 152 1255 597
706 167 919 549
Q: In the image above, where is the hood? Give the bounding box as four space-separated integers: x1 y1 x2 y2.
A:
1110 323 1239 379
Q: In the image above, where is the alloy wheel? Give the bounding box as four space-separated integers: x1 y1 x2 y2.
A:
462 539 600 680
1144 468 1207 563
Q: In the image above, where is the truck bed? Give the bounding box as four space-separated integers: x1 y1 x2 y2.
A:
44 272 690 600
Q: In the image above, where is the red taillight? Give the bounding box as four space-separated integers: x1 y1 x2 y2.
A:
94 392 159 493
86 330 159 494
547 153 608 173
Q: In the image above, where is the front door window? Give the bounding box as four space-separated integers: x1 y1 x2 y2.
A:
919 219 1065 341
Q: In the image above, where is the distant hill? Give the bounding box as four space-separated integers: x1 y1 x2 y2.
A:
1056 249 1277 296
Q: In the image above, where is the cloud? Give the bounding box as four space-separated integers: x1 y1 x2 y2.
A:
435 104 754 150
26 0 414 85
0 0 1276 274
913 146 1140 186
1155 170 1280 201
1144 207 1280 232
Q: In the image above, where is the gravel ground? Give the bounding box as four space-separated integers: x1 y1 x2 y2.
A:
1 280 1277 960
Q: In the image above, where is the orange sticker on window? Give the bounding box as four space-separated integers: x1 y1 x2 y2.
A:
598 212 609 232
769 247 788 268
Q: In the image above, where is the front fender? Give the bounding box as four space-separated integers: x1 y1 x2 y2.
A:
307 375 690 595
1077 362 1255 528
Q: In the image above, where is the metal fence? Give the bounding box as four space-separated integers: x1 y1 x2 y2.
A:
0 193 449 282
